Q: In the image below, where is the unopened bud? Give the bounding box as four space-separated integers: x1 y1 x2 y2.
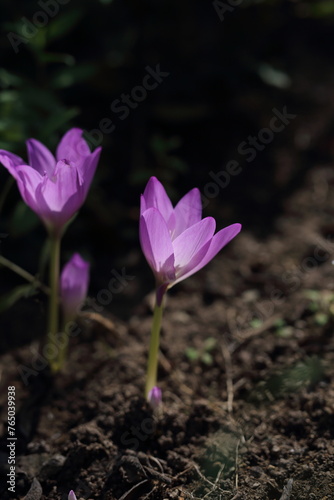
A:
148 386 162 410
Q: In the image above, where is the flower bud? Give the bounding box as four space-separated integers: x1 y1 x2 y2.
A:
60 253 89 321
148 386 162 410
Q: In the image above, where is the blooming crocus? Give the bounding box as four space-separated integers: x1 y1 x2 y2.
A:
140 177 241 304
68 491 77 500
140 177 241 400
0 128 101 236
60 253 90 322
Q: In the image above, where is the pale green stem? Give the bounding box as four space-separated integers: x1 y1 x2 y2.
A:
0 255 49 294
145 298 164 400
47 233 61 373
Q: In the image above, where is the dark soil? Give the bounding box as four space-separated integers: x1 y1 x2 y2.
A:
1 163 334 500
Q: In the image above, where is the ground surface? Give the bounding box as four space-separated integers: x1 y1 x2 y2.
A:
1 161 334 500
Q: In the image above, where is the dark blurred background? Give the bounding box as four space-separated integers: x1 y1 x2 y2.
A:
1 0 334 349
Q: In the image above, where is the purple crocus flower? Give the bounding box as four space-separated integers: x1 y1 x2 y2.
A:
68 491 77 500
140 177 241 303
60 253 90 321
0 128 101 235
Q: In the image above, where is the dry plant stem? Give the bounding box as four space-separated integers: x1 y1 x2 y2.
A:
0 255 49 294
279 479 294 500
145 297 163 399
47 232 61 373
221 340 234 413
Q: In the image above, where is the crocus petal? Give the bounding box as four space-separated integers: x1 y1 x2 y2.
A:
77 147 102 198
171 188 202 238
15 165 44 214
40 160 82 211
140 208 175 282
56 128 91 164
35 160 83 230
1 129 101 235
60 253 90 320
0 150 25 178
142 177 174 222
26 139 56 177
172 217 216 270
173 223 242 285
68 491 77 500
140 194 147 215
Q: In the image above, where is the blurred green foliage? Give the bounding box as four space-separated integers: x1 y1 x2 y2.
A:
185 337 217 366
1 0 334 340
250 356 325 402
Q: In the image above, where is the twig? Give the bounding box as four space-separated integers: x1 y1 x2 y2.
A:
0 255 49 294
279 479 293 500
118 479 150 500
191 463 229 497
202 464 225 499
234 438 241 490
147 455 164 474
79 311 115 331
221 341 234 413
192 463 219 490
230 494 243 500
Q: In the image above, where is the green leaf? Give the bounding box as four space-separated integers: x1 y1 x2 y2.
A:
47 9 83 43
37 52 75 65
314 313 328 326
201 352 213 366
250 318 263 329
39 107 79 138
274 318 286 329
0 284 37 314
51 64 96 89
204 337 217 352
276 326 293 338
309 1 334 18
304 289 320 301
185 347 199 362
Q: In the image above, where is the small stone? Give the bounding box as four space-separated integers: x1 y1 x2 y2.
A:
23 477 42 500
38 454 66 480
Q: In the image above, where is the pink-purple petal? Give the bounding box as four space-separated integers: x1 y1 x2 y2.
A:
26 138 56 177
15 165 44 213
77 147 102 197
172 217 216 269
142 177 174 223
140 194 147 216
0 129 101 234
56 128 90 164
38 160 82 212
140 208 175 282
172 188 202 238
198 223 242 267
33 161 83 230
0 150 25 179
173 238 212 286
174 223 241 284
